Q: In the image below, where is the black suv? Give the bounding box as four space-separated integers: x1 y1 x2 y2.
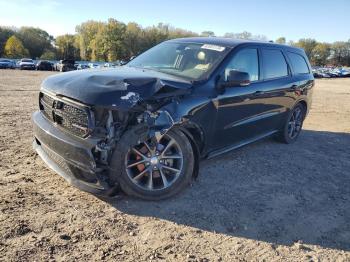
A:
55 59 76 72
36 60 53 71
32 37 314 200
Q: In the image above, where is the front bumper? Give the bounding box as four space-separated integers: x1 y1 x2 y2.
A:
21 65 35 70
32 111 114 195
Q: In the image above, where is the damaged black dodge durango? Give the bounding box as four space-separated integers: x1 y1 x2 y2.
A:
32 37 314 200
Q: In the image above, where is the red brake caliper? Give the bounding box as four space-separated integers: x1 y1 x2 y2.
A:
136 145 148 172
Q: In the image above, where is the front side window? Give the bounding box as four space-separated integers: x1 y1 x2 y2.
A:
262 49 288 79
128 42 231 80
225 48 259 81
287 52 310 74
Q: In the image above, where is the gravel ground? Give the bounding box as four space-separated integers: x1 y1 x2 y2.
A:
0 70 350 261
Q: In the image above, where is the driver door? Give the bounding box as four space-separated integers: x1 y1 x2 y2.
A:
211 47 270 150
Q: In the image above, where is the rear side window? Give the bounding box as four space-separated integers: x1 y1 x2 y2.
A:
287 52 310 74
225 48 259 81
262 49 288 79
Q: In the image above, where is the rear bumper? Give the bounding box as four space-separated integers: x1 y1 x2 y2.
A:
32 111 114 195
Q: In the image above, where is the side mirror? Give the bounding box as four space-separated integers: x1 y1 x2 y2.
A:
221 70 251 88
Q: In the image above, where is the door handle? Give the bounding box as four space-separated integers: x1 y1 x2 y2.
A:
291 84 304 92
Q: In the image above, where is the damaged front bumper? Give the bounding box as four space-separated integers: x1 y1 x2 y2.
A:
32 111 115 196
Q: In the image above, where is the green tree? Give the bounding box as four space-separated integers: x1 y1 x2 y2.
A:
201 31 215 37
142 26 168 53
90 28 106 61
55 34 79 60
167 26 197 39
123 22 143 57
0 26 15 56
235 31 251 39
294 38 317 60
275 37 286 44
17 27 53 58
40 50 56 60
224 32 235 38
331 41 350 66
4 35 29 58
103 18 127 61
75 20 105 60
224 31 267 41
288 40 295 46
312 43 331 66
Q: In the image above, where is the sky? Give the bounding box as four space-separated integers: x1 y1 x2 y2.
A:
0 0 349 42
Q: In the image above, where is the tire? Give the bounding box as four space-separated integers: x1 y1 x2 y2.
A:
276 103 306 144
109 128 194 200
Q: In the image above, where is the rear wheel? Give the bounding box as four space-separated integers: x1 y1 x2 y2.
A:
110 129 194 200
276 103 305 144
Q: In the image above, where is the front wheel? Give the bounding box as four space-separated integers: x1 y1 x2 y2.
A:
110 129 194 200
276 104 305 144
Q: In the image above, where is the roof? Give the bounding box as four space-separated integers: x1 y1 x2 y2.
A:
168 37 303 52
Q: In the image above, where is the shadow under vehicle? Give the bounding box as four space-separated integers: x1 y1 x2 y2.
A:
109 130 350 251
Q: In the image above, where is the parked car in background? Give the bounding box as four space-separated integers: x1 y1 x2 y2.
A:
0 58 16 69
36 60 53 71
339 68 350 77
56 59 76 72
88 62 100 69
104 62 121 68
312 67 350 78
104 62 114 68
77 64 89 70
32 37 314 200
19 58 36 70
313 69 330 78
119 60 128 66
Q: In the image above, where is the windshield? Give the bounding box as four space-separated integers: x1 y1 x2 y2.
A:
22 59 33 63
128 42 230 80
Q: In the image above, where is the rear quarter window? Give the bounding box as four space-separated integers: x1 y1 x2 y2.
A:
287 52 310 74
261 49 288 79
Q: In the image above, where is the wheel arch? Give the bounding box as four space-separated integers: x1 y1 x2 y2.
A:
176 122 205 179
294 99 308 119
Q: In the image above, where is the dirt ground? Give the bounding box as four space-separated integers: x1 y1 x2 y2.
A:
0 70 349 262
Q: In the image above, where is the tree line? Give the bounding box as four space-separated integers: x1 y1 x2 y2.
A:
275 37 350 66
1 19 349 66
0 20 198 62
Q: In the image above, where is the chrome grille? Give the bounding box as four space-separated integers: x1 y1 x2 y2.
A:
39 92 91 137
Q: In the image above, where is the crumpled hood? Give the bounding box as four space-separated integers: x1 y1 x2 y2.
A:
41 66 192 110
